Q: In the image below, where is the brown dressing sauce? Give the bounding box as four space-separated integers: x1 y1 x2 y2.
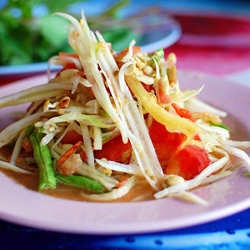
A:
0 168 155 202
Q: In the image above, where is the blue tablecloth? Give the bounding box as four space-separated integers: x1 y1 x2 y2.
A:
1 207 250 249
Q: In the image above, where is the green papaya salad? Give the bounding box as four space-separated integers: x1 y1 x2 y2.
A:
0 11 249 204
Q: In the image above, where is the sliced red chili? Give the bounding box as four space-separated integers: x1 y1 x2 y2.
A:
172 103 195 122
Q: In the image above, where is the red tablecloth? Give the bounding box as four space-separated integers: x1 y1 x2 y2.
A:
165 12 250 77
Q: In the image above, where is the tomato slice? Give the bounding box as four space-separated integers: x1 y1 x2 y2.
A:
94 135 132 164
167 144 210 180
149 119 186 170
149 118 210 180
114 46 141 61
115 46 141 68
62 119 210 180
55 52 80 77
61 130 83 144
59 52 79 69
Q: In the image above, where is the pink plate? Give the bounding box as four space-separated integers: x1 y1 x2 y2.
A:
0 71 250 235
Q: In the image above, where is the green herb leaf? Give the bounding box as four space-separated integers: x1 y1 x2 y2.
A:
0 0 133 65
209 121 229 131
40 15 70 48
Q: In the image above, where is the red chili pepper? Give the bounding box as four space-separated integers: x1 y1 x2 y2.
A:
79 150 88 162
158 88 171 104
172 103 195 122
141 82 154 93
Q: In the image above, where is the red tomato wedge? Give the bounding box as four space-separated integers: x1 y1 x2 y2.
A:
114 46 141 61
61 130 83 144
148 119 186 170
171 145 211 180
57 52 79 71
114 46 141 68
94 135 132 164
149 119 210 180
61 119 210 180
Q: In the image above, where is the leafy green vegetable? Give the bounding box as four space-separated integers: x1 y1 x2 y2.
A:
100 0 129 18
102 26 140 52
0 0 78 65
0 0 133 66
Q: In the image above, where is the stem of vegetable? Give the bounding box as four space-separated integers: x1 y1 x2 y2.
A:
24 125 35 137
56 174 105 194
30 131 56 191
148 48 164 65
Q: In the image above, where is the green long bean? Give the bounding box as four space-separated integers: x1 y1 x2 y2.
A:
24 125 34 137
56 174 105 194
30 131 56 191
